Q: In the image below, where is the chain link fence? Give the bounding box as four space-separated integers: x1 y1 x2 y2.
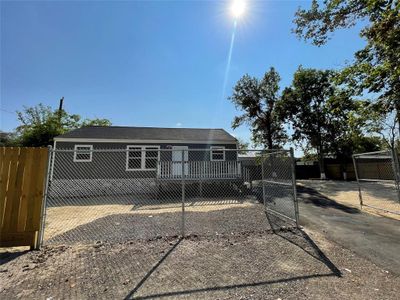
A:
353 150 400 216
43 148 299 245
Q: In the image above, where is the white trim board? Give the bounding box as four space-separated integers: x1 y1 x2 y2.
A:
210 146 226 161
73 144 93 162
54 138 237 144
125 145 160 171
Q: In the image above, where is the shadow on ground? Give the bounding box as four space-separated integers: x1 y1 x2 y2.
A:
0 250 29 266
297 185 360 214
45 204 272 244
123 228 341 299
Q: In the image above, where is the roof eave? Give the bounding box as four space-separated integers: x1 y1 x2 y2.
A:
53 137 237 144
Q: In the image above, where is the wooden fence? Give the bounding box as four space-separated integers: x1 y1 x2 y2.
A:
0 147 49 249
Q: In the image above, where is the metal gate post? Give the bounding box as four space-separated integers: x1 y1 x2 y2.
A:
390 148 400 203
261 151 267 209
352 154 363 208
36 145 53 250
290 148 300 227
181 149 185 237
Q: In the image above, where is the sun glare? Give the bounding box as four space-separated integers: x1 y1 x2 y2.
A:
230 0 246 19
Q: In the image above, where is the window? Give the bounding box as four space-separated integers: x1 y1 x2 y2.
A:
126 146 160 171
73 145 93 162
210 146 225 161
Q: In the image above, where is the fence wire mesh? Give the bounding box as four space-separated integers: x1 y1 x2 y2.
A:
43 148 298 245
353 150 400 216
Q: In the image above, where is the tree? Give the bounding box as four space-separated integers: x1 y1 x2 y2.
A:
236 137 250 154
294 0 400 137
279 67 336 179
229 67 287 149
15 103 112 147
323 94 384 178
0 131 18 146
81 118 112 127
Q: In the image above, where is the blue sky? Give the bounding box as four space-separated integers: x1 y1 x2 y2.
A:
1 0 365 148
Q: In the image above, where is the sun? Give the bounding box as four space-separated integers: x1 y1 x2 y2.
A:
230 0 246 19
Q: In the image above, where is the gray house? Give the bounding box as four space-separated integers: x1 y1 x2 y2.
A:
52 126 241 181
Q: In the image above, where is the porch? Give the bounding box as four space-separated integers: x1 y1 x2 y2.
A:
156 161 242 181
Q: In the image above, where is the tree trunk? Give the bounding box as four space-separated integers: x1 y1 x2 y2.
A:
318 139 326 180
266 113 273 149
397 106 400 141
317 114 325 179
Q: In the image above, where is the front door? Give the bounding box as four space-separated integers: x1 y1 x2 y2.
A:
172 146 188 176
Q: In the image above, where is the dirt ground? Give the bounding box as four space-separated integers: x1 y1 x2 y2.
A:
298 180 400 220
44 198 271 244
1 228 399 299
1 182 399 299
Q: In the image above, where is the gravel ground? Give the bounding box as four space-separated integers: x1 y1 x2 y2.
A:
46 204 275 244
1 228 398 299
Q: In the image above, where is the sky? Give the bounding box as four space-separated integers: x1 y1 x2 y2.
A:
0 0 366 151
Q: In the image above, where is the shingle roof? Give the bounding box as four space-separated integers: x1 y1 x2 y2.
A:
55 126 237 143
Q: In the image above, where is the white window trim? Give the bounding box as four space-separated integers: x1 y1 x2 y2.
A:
210 146 225 161
73 145 93 162
126 145 160 171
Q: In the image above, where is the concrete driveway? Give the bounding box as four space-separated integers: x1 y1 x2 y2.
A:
297 183 400 275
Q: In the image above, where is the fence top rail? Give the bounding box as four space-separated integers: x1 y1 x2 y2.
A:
50 148 292 154
353 150 391 157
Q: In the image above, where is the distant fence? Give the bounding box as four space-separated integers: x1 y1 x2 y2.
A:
353 150 400 216
296 162 356 180
0 147 50 249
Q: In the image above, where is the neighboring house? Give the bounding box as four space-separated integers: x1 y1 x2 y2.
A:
52 126 242 181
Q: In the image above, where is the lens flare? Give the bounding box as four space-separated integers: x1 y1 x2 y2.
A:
231 0 246 19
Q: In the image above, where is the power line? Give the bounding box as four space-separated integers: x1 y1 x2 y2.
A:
0 108 15 114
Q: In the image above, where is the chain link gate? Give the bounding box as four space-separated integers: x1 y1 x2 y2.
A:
353 149 400 216
42 147 299 246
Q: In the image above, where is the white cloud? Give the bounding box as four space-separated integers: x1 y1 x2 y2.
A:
175 122 182 127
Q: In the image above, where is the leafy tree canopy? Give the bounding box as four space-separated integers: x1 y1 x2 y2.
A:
229 67 287 149
14 103 111 147
278 67 377 176
0 131 18 147
294 0 400 134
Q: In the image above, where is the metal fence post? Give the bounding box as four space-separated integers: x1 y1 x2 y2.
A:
181 149 185 237
36 145 53 250
290 148 300 228
352 154 363 208
260 150 267 209
390 148 400 203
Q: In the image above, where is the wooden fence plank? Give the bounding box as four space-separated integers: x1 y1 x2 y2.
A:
32 148 49 230
1 147 49 248
0 232 37 248
2 148 19 232
0 147 10 228
17 148 34 232
9 148 27 231
26 148 48 231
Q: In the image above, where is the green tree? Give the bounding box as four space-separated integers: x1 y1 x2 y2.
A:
81 118 112 127
324 95 384 177
229 67 287 149
0 131 18 146
15 103 112 147
279 67 336 179
280 67 383 179
294 0 400 137
236 137 250 154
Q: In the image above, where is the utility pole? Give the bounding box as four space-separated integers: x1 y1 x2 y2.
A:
58 97 64 123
